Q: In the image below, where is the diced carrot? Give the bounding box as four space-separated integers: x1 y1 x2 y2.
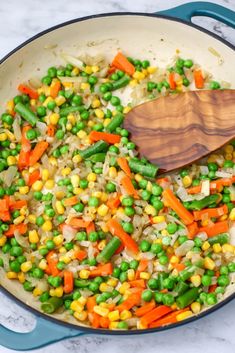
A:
91 313 101 328
87 296 96 312
4 223 28 237
86 221 95 234
117 157 131 177
208 284 217 293
135 301 156 317
89 131 121 144
194 69 204 89
114 242 124 254
29 141 49 166
129 279 146 289
74 250 87 261
149 308 188 328
0 199 9 212
116 290 142 312
169 72 176 90
107 218 139 254
0 211 11 222
67 218 91 228
46 251 59 277
111 52 135 76
107 66 116 75
199 220 229 238
172 263 186 272
28 169 41 187
187 185 202 194
140 305 173 327
100 316 110 328
47 124 55 137
89 263 113 277
193 204 228 221
106 194 121 209
63 195 78 207
63 270 74 293
136 259 148 279
9 200 27 210
120 175 139 199
18 125 31 170
187 222 199 240
50 81 61 99
163 189 194 225
18 84 39 99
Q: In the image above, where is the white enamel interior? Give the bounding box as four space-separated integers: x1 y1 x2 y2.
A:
0 14 235 328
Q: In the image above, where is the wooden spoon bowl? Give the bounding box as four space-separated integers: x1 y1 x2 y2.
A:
124 90 235 173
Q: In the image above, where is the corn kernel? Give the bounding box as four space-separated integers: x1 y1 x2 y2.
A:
21 261 32 273
70 300 83 312
42 220 53 232
74 310 88 321
32 180 43 191
0 133 7 141
0 235 7 247
13 215 25 225
107 278 118 287
161 229 169 236
170 255 179 264
33 287 43 297
222 244 234 253
224 144 233 154
140 272 151 280
28 214 36 224
84 66 93 74
182 175 192 188
152 215 165 224
97 204 109 217
19 186 29 195
53 286 64 297
202 241 210 251
92 65 99 73
60 255 71 264
144 205 157 216
79 269 90 279
120 310 132 320
29 230 39 243
108 310 120 322
229 208 235 221
191 302 201 314
99 283 109 292
123 106 131 114
7 271 18 279
94 109 104 119
7 156 16 166
6 100 14 114
80 82 90 90
71 67 79 76
93 305 109 317
77 130 87 139
43 97 53 107
176 310 193 321
18 272 25 283
53 234 63 246
133 71 145 80
103 118 111 127
119 282 130 294
73 187 83 195
55 96 66 106
39 259 47 270
129 79 138 87
70 175 79 188
134 174 142 183
86 173 96 182
213 243 222 253
44 179 54 189
55 201 65 215
190 275 201 287
127 269 135 281
109 322 119 330
91 98 101 108
204 257 215 270
98 239 106 251
50 113 59 125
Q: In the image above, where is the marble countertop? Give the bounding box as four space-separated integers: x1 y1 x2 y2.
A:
0 0 235 352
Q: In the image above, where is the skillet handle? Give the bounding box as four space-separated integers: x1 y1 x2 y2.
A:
157 1 235 29
0 316 84 350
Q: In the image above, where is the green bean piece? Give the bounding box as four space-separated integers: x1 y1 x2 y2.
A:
111 75 130 91
176 288 199 309
128 158 158 178
174 281 189 295
41 297 63 314
187 194 219 211
179 266 196 282
105 113 124 133
59 106 85 117
158 273 168 290
208 233 229 245
15 102 37 126
88 153 106 163
74 279 90 288
78 141 109 159
96 237 121 264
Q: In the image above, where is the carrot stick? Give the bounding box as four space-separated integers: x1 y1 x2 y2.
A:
107 218 139 254
0 211 11 222
140 305 173 327
29 141 49 166
187 185 202 194
91 313 101 328
0 199 9 212
28 169 41 187
199 220 229 238
111 52 135 76
86 221 95 234
63 270 74 293
193 204 228 221
116 290 142 312
86 296 96 313
136 259 148 279
135 301 156 317
163 189 194 225
194 69 204 89
18 84 39 99
47 124 55 137
149 308 188 328
4 223 27 237
9 200 27 210
18 125 31 170
89 131 121 144
169 72 176 90
89 263 113 277
46 251 59 277
106 194 121 209
74 250 87 261
50 81 61 99
120 175 139 199
187 221 199 240
63 195 78 207
107 66 116 75
117 157 131 177
66 218 91 228
129 279 146 289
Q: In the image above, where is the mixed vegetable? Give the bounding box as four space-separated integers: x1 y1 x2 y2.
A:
0 51 235 330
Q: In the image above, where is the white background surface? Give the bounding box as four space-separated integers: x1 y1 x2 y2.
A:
0 0 235 352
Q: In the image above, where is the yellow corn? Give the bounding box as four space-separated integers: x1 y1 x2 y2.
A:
152 215 166 224
87 173 97 182
107 278 118 287
6 99 14 114
43 97 53 107
13 215 25 225
49 156 57 166
133 71 145 80
77 130 87 139
92 65 99 73
79 269 90 279
20 262 32 273
224 144 233 154
84 66 93 74
108 310 120 322
71 67 79 76
93 305 109 317
97 204 109 217
109 322 119 329
213 243 222 253
119 282 130 294
54 286 64 297
120 310 132 320
19 186 29 195
42 220 53 231
202 241 210 251
7 156 16 166
182 175 192 188
170 255 180 264
73 187 83 195
176 311 193 321
144 205 157 216
39 259 47 270
123 106 131 114
127 269 135 281
99 283 110 292
33 287 43 297
80 82 90 90
70 174 80 188
55 201 65 214
229 208 235 221
28 214 36 224
98 240 106 251
191 302 201 314
222 244 234 253
32 180 43 191
18 272 25 283
0 133 7 141
140 272 151 280
7 271 18 279
0 236 7 247
108 167 117 178
190 275 201 287
91 98 101 108
28 230 39 243
49 113 59 125
53 234 63 246
161 229 169 236
71 300 84 312
74 311 88 321
204 257 215 270
44 179 54 189
94 109 104 119
61 167 71 177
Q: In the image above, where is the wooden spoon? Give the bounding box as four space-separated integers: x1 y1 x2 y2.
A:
124 89 235 173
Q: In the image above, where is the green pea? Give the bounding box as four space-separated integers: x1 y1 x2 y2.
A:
88 231 99 242
34 191 43 200
122 222 134 234
120 261 129 272
46 240 55 250
10 260 21 273
10 246 23 257
150 243 162 254
217 275 229 287
105 182 116 193
210 81 220 90
26 129 37 140
228 262 235 272
76 231 87 241
73 203 84 213
32 268 44 279
142 289 153 302
206 293 217 305
159 255 168 265
113 267 121 278
178 236 188 244
80 179 88 189
220 265 229 275
23 281 34 292
152 199 164 211
124 206 135 217
89 282 99 292
152 184 163 196
17 255 27 264
45 208 55 217
129 259 139 270
88 197 99 207
36 216 45 226
56 129 64 140
201 275 212 286
47 66 57 78
64 242 73 251
167 223 178 234
119 271 128 283
140 240 151 252
184 59 193 68
110 96 121 106
37 106 47 117
155 291 163 303
60 145 69 155
57 261 66 270
42 76 52 85
148 278 158 290
162 293 174 306
39 247 49 256
122 196 134 207
47 101 56 111
141 190 151 201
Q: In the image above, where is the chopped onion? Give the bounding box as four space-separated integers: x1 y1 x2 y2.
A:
59 76 84 83
177 186 193 202
175 240 194 256
196 232 208 241
62 225 76 243
229 225 235 245
153 222 167 231
215 171 233 178
200 166 209 175
36 121 47 135
201 179 210 196
14 230 29 248
140 252 155 260
61 53 84 69
0 166 17 187
13 116 22 141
